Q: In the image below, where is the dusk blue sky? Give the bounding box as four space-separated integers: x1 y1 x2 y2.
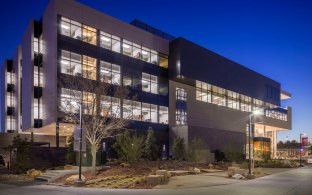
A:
0 0 311 142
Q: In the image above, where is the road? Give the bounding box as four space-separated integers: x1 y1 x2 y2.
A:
0 166 311 195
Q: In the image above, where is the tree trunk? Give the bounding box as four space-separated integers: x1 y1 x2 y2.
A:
91 145 97 175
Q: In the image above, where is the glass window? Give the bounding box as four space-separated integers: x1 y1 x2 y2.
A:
132 43 141 59
123 100 132 119
100 31 112 50
59 88 81 113
123 76 132 87
240 94 251 112
100 96 121 118
6 118 16 131
176 88 187 101
151 104 158 123
112 35 121 53
60 50 82 77
159 53 168 68
82 25 97 45
142 47 151 63
34 66 43 87
227 90 239 110
253 99 264 115
142 73 158 94
33 98 43 119
212 85 226 106
133 101 142 121
142 103 151 122
100 61 120 85
33 38 39 54
122 39 132 56
196 81 211 103
82 55 97 80
60 17 70 37
159 106 168 124
151 50 158 65
60 17 82 40
176 109 187 125
82 92 96 115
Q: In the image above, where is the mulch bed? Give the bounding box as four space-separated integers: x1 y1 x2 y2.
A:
54 160 218 189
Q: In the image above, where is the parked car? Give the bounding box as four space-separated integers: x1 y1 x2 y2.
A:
0 155 5 166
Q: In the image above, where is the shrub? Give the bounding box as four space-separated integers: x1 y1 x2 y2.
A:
143 127 159 161
172 137 186 160
11 135 31 173
66 134 76 165
187 137 209 163
223 143 244 162
113 131 144 163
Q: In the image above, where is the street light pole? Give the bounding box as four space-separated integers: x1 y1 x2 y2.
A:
78 104 82 181
299 133 302 167
248 114 252 175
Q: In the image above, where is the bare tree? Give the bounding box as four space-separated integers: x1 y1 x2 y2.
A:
58 71 131 175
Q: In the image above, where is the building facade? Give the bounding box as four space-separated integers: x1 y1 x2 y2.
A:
0 0 292 158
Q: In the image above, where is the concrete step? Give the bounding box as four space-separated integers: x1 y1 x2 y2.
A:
35 175 53 182
41 173 59 177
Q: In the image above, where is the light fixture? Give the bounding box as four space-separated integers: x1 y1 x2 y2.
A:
142 50 148 55
253 109 261 115
122 44 130 49
142 80 148 83
61 60 69 65
101 70 109 74
101 36 110 42
61 24 69 30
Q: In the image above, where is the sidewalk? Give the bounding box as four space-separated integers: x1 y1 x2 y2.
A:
154 171 242 189
154 168 295 189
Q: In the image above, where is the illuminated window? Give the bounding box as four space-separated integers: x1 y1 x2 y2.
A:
82 92 96 115
100 61 120 85
151 50 158 65
159 106 168 124
34 66 43 87
100 32 121 53
60 50 82 76
82 25 97 45
59 88 81 113
227 90 239 110
253 99 264 115
34 98 43 119
82 55 97 80
159 53 168 68
211 85 226 106
196 81 211 103
240 94 251 112
60 17 82 40
122 39 132 56
142 73 158 94
100 96 120 118
176 109 187 125
176 88 187 101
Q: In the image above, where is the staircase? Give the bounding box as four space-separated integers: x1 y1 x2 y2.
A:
35 170 78 182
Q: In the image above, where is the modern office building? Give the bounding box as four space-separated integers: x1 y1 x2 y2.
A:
0 0 292 158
